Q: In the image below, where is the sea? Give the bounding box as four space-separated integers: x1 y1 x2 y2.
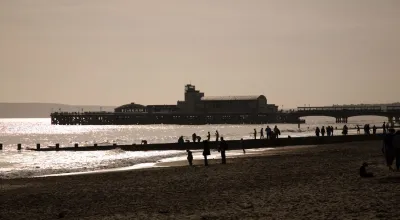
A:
0 116 390 179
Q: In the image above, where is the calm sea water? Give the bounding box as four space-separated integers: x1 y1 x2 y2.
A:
0 116 389 179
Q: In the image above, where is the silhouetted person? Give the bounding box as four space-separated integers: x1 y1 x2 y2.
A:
192 133 197 142
356 125 360 134
383 122 387 134
178 136 184 144
215 130 219 142
260 128 264 139
372 125 377 135
327 126 331 136
203 140 211 166
196 136 201 142
186 149 193 166
266 126 272 139
342 125 348 135
359 162 373 178
321 126 326 136
315 127 320 137
393 131 400 171
274 126 280 139
383 129 396 171
218 137 228 164
207 131 211 141
241 138 245 154
253 129 257 139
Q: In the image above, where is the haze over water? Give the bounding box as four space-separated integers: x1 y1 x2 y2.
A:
0 116 389 179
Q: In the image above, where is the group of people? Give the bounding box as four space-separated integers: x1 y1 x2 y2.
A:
186 137 230 166
360 128 400 178
315 126 335 137
383 129 400 172
253 126 281 140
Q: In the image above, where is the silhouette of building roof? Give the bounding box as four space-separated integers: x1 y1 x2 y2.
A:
201 95 263 101
115 102 146 110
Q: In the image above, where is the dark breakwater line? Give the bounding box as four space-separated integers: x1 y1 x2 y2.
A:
29 134 383 152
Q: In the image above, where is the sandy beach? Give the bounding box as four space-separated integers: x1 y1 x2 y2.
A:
1 141 399 220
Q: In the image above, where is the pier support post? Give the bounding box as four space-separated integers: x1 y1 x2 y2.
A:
36 144 40 150
0 143 2 150
56 143 60 151
335 117 348 123
17 144 21 151
74 143 78 148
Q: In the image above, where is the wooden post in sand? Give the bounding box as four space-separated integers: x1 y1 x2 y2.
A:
74 143 78 148
36 143 40 150
0 143 2 150
56 143 60 151
17 144 22 151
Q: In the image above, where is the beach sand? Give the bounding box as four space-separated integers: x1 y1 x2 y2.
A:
1 141 399 220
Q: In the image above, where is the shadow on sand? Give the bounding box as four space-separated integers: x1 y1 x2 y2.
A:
377 175 400 184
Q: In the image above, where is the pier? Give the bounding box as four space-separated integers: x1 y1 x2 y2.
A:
295 105 400 124
51 105 400 125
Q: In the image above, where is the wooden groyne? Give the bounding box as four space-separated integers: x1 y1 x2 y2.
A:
27 134 384 152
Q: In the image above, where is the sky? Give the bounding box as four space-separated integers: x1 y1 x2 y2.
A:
0 0 399 108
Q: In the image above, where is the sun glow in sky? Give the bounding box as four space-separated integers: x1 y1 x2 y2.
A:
1 0 399 108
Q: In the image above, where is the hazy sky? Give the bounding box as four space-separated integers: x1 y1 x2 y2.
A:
1 0 399 108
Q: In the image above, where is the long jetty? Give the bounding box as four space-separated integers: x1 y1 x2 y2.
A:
27 134 384 152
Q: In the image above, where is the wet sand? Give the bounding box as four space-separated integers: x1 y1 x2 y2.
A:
2 141 400 220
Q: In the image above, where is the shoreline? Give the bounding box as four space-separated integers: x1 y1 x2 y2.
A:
2 140 399 219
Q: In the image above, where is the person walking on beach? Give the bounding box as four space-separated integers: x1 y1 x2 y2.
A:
218 137 228 164
383 122 387 134
393 131 400 171
192 133 197 142
274 126 280 139
383 129 396 171
321 126 326 136
203 140 211 166
260 128 264 139
315 127 320 137
266 126 272 139
186 149 193 166
215 130 219 142
241 138 245 154
342 125 348 135
253 129 257 139
207 131 211 141
373 125 377 135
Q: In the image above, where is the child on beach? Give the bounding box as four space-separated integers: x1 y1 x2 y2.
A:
186 150 193 166
359 162 373 178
